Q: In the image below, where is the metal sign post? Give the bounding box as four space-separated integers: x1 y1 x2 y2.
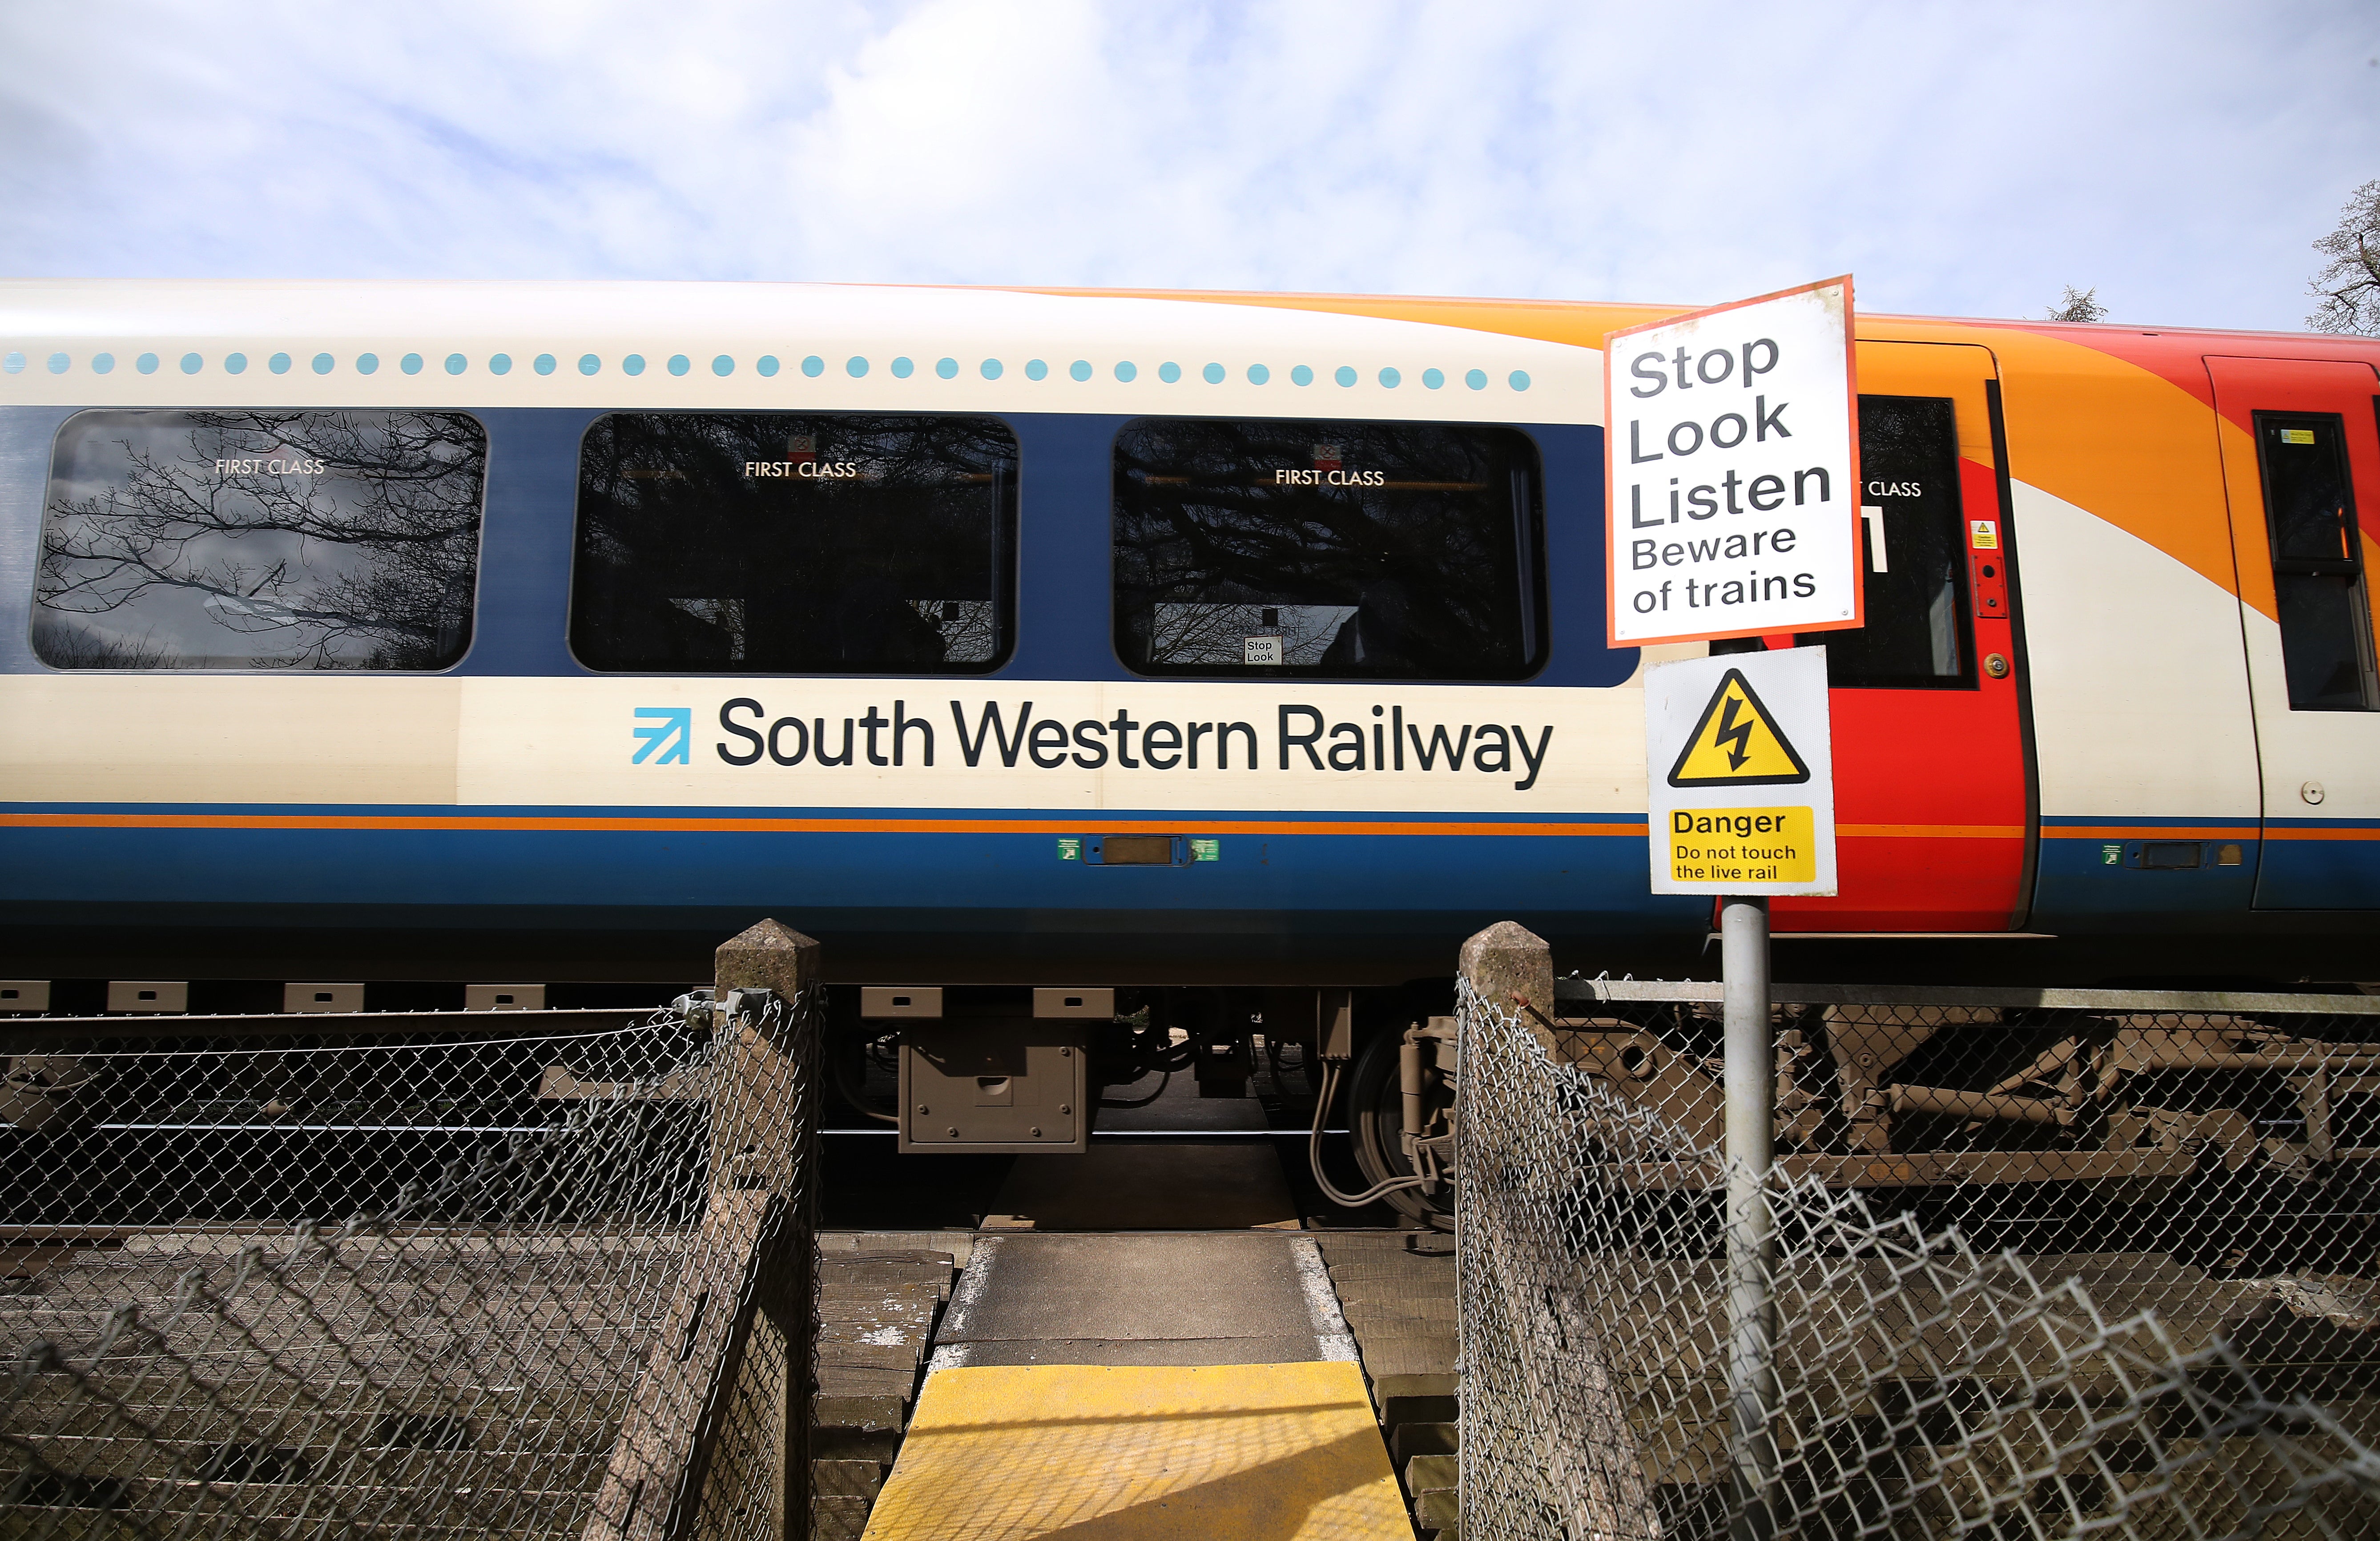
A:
1720 892 1776 1541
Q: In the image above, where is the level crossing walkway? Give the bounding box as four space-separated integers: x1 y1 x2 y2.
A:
859 1232 1412 1540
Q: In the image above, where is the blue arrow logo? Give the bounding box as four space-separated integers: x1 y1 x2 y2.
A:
632 706 692 765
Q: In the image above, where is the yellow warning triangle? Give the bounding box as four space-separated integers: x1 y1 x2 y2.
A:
1667 669 1811 787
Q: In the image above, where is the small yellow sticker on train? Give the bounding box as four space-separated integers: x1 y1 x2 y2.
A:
1666 806 1817 884
2280 428 2316 446
1969 519 1999 549
1667 669 1812 787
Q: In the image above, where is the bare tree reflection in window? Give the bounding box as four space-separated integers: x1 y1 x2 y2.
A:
34 411 487 670
1148 602 1358 666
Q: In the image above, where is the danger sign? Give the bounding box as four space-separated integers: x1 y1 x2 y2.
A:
1645 647 1835 896
1605 277 1861 646
1667 669 1811 787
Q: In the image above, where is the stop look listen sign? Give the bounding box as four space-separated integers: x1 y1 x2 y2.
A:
1604 277 1862 647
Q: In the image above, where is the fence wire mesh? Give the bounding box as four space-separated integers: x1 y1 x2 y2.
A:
1456 976 2380 1541
1 987 820 1541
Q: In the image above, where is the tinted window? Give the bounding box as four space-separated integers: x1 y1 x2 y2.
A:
571 414 1016 673
2255 411 2377 710
1795 395 1972 687
34 410 485 670
1112 418 1544 680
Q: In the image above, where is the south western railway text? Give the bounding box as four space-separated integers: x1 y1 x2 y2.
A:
717 700 1556 791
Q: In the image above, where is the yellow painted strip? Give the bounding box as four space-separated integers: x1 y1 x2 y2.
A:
863 1361 1409 1541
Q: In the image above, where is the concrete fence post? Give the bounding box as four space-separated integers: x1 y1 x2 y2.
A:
1457 921 1557 1056
1457 921 1653 1541
588 919 821 1541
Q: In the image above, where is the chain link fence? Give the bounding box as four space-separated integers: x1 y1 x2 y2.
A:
1 924 822 1541
1455 951 2380 1541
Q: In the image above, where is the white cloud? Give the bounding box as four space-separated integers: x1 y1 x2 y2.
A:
0 0 2372 329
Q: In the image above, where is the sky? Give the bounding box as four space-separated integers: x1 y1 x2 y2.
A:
0 0 2373 332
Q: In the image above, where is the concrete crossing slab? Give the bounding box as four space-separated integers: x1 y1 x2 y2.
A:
926 1233 1356 1370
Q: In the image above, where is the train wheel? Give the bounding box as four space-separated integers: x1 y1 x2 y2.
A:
1346 1030 1455 1230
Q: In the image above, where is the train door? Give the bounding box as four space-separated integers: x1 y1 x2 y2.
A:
1764 342 2030 931
2206 356 2380 909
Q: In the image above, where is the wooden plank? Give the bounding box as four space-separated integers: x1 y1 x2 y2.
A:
814 1343 924 1372
813 1366 915 1401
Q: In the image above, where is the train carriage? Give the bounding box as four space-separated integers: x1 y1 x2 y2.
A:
2 280 2376 985
4 281 2379 1219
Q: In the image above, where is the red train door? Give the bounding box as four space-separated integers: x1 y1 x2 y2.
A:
2206 356 2380 909
1759 341 2031 931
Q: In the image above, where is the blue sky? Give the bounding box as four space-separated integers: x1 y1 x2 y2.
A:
1 1 2373 331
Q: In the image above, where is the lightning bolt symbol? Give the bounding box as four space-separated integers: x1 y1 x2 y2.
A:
1713 692 1755 771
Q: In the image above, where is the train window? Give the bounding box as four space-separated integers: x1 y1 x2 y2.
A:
32 410 485 670
1794 395 1973 688
570 414 1017 674
2252 411 2378 710
1111 418 1545 680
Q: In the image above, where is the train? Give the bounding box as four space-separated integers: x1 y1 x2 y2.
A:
3 281 2377 1217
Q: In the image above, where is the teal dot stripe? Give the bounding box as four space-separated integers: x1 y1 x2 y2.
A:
10 339 1545 399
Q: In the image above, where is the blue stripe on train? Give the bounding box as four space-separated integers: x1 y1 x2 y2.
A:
2259 816 2380 911
2032 814 2380 920
0 803 1702 933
